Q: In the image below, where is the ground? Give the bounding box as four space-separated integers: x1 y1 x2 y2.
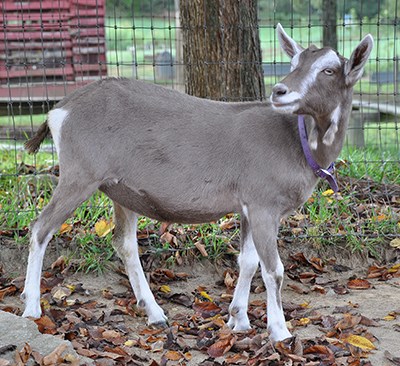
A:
0 237 400 365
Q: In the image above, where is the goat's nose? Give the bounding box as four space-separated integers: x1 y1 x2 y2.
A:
272 83 289 96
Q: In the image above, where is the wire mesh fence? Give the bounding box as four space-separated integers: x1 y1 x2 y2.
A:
0 0 399 256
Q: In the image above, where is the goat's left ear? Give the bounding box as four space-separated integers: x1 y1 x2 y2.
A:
345 34 374 86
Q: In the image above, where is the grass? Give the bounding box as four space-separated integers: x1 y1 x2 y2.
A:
0 16 399 270
0 138 399 272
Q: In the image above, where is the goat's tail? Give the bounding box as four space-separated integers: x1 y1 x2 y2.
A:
24 120 50 154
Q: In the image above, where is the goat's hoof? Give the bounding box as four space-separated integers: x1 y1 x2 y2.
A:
22 308 42 319
148 320 169 329
227 317 251 331
269 328 293 343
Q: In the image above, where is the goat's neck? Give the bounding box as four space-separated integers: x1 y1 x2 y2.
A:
306 97 352 169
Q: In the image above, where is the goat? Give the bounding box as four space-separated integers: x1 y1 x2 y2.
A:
21 24 373 342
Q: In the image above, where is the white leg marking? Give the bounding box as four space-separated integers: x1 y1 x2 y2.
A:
261 259 292 341
118 208 167 325
22 224 53 318
227 231 259 331
47 108 69 154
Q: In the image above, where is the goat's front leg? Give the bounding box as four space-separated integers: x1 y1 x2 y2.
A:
112 203 167 326
246 205 292 342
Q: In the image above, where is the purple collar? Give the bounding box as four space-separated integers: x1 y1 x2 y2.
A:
298 115 339 193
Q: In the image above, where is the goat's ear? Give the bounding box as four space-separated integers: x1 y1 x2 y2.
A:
345 34 374 86
276 23 304 59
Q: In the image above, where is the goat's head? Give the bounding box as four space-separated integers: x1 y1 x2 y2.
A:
270 23 373 138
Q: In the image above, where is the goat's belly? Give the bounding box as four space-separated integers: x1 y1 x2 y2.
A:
99 182 233 224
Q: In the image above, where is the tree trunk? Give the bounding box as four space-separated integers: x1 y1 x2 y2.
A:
322 0 337 50
180 0 265 101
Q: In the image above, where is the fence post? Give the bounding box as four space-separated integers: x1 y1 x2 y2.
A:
347 111 365 148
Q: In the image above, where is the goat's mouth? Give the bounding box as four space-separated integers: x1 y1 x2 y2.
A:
269 90 301 113
270 100 300 113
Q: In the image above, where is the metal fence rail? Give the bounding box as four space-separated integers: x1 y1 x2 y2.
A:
0 0 399 250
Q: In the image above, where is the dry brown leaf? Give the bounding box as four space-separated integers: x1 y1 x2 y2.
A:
0 285 17 301
164 350 184 361
194 241 208 257
34 315 57 335
347 278 371 290
193 301 222 318
51 286 72 301
207 334 236 358
287 283 309 294
160 232 178 246
390 238 400 248
335 313 362 330
15 343 32 364
42 344 68 366
59 223 73 235
50 256 66 271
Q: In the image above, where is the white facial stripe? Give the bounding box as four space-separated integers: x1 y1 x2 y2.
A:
300 50 341 96
48 108 69 154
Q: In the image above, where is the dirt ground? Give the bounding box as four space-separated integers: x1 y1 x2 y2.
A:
1 237 400 365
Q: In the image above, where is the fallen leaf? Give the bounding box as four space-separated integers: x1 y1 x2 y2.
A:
194 241 208 257
15 343 32 364
35 315 57 335
343 334 376 351
51 286 72 301
207 334 236 358
193 301 222 318
0 285 17 301
164 350 184 361
390 238 400 248
42 344 68 366
199 291 213 302
347 278 371 289
335 313 362 330
94 219 114 237
59 223 73 235
160 232 178 246
159 285 171 293
322 189 335 197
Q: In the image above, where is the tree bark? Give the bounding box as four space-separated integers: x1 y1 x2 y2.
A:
180 0 265 101
322 0 338 50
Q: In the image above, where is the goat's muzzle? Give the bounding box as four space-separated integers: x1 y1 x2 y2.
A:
270 83 301 113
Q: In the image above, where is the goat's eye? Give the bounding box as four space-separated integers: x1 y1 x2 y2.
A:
323 69 334 75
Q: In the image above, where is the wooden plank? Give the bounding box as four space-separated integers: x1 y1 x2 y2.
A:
0 50 73 60
0 66 74 79
72 0 104 7
70 8 105 16
3 31 71 41
1 13 71 23
0 1 70 11
0 40 73 51
0 81 93 103
353 99 400 116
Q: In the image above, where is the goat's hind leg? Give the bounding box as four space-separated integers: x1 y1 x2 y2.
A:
112 202 167 326
228 213 259 330
22 179 99 318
